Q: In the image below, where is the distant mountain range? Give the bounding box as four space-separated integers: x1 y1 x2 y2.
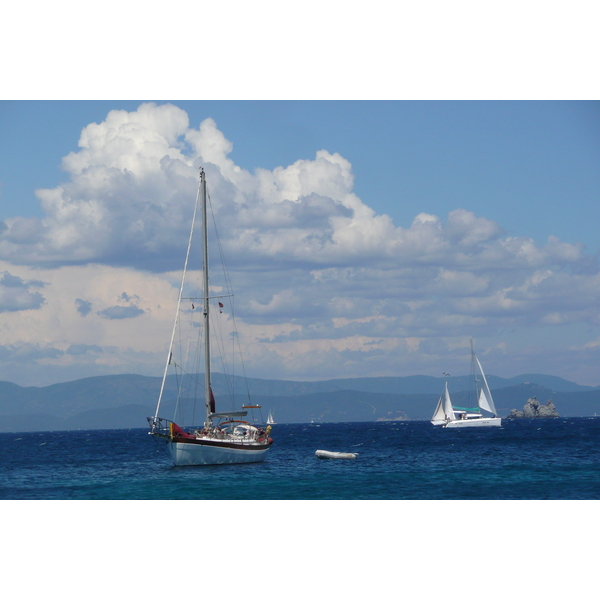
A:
1 372 599 432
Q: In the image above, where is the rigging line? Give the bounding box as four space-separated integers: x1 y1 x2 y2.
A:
209 301 237 412
173 296 200 426
192 305 204 426
231 297 253 407
207 188 235 299
207 189 238 398
172 325 181 422
172 307 194 425
206 185 257 419
184 304 201 427
225 288 254 410
207 187 238 364
154 170 202 421
170 291 200 415
171 360 203 389
207 200 234 317
173 366 182 423
175 310 204 389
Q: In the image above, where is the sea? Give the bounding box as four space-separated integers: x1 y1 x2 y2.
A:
2 417 600 500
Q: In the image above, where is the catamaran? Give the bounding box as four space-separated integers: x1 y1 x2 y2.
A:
148 168 273 465
431 341 502 428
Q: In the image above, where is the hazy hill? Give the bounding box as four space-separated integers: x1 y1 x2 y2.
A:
0 373 599 432
235 373 595 396
254 384 600 424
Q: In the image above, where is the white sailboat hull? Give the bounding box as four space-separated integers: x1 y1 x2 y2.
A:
443 416 502 428
168 440 270 466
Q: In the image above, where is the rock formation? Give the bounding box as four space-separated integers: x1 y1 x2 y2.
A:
508 396 559 418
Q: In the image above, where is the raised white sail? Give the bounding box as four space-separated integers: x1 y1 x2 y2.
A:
431 381 456 425
431 394 446 425
474 354 497 416
443 382 455 421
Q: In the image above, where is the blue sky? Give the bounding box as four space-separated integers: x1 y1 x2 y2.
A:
2 100 599 249
1 99 600 388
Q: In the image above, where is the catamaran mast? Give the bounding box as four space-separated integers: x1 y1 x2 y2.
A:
201 169 212 424
470 338 480 398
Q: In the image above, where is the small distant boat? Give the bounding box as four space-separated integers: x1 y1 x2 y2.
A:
267 410 276 425
431 340 502 428
315 449 357 459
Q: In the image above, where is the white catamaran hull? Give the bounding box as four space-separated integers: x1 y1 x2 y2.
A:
443 417 502 428
168 440 270 466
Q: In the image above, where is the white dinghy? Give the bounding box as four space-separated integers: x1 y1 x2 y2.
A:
315 449 357 459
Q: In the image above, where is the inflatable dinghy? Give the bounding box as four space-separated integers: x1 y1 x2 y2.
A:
315 449 357 459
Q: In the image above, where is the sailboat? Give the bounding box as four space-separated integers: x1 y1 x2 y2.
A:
148 168 273 465
431 341 502 428
267 410 276 425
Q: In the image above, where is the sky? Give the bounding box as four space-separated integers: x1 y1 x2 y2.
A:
1 99 599 388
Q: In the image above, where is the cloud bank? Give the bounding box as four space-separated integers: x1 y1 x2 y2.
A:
1 102 600 386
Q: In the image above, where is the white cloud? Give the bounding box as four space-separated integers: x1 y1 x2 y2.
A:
446 208 502 247
0 260 180 384
1 102 600 386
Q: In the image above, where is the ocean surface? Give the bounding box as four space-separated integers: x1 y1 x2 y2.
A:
2 417 600 500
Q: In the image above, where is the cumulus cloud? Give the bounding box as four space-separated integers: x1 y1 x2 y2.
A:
0 259 181 385
0 103 589 275
1 102 600 386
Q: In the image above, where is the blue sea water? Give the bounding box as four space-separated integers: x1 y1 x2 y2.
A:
1 417 600 500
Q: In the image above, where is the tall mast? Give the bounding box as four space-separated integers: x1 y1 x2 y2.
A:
201 169 212 423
